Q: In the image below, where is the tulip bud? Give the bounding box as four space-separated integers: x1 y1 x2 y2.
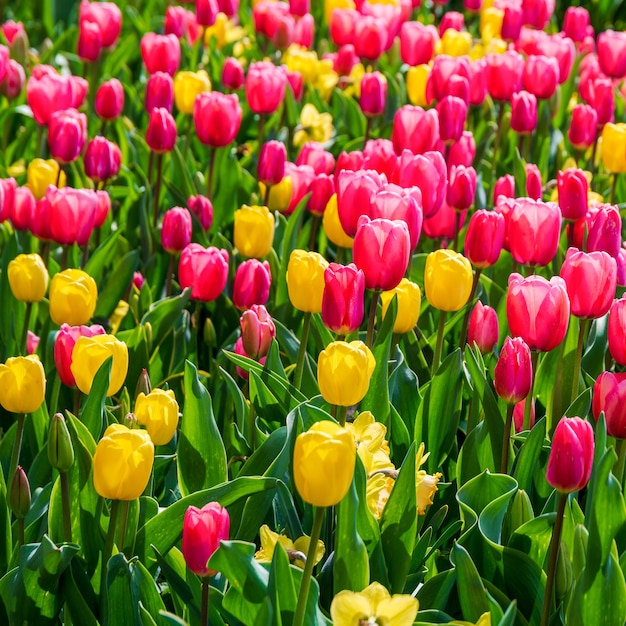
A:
49 269 98 327
447 165 476 211
232 259 272 310
187 195 213 231
95 79 124 121
467 302 498 354
145 71 174 112
26 159 65 200
557 169 588 221
494 337 532 405
424 249 473 312
8 253 49 303
174 70 211 115
146 107 177 153
240 304 276 359
380 278 421 334
10 466 30 519
135 368 152 400
0 355 46 414
321 262 365 335
135 388 180 446
507 489 534 535
572 524 588 580
510 90 537 134
287 250 329 314
161 207 193 254
222 57 244 91
182 502 230 577
48 413 75 473
556 541 573 601
359 71 387 117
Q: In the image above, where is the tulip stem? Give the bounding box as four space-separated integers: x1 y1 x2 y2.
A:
614 438 626 486
100 499 120 618
501 404 515 474
201 578 210 626
432 310 447 376
611 174 619 205
165 254 175 298
257 114 266 153
337 405 347 428
523 350 538 431
17 518 24 547
293 506 325 626
20 301 32 355
61 471 72 543
207 147 216 200
453 211 461 253
366 289 381 349
9 412 25 488
152 153 164 228
540 492 567 626
293 312 311 392
363 117 372 148
116 499 130 555
571 318 588 406
459 269 482 349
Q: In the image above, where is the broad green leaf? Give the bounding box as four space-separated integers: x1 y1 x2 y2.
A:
267 543 297 625
452 543 490 622
512 417 547 495
94 250 139 319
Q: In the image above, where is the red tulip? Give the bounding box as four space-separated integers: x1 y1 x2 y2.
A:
12 186 35 232
296 142 335 176
335 150 365 174
145 71 174 112
568 104 597 151
494 336 532 404
437 96 467 145
46 186 98 247
392 105 439 155
245 61 287 115
48 108 87 164
593 372 626 439
493 174 515 202
360 71 387 117
146 108 177 153
54 323 106 387
77 19 103 62
332 44 359 76
196 0 218 26
258 141 286 187
178 244 229 302
585 77 615 126
31 196 52 241
448 131 476 169
194 92 242 147
354 15 386 62
95 79 124 121
423 199 466 242
468 302 498 354
363 139 397 180
161 207 192 254
513 397 535 433
522 0 554 30
523 55 559 99
182 502 230 577
187 195 213 231
84 137 122 183
321 263 365 335
307 174 335 216
485 51 524 102
164 6 191 38
240 304 275 359
510 91 537 134
439 11 464 36
329 9 358 47
428 55 471 102
336 168 386 237
464 209 504 268
27 70 74 126
399 21 437 66
0 59 25 100
571 203 622 259
447 165 476 211
222 57 244 91
557 169 588 221
79 0 122 48
233 259 272 310
140 32 181 76
563 7 591 42
597 30 626 79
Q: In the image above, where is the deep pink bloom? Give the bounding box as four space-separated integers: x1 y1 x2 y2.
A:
258 140 286 187
428 55 471 102
447 165 476 211
1 20 24 46
494 336 532 404
525 163 542 200
222 57 244 91
95 79 124 121
439 11 464 36
597 30 626 78
46 186 98 247
0 59 25 100
399 21 437 66
563 7 591 43
79 0 122 48
336 169 386 237
321 263 365 335
196 0 218 27
464 209 504 268
468 302 498 354
571 204 622 259
194 92 242 147
48 108 87 163
335 150 365 174
493 174 515 202
485 51 524 101
521 0 555 30
437 96 467 145
27 70 74 126
296 142 335 176
271 13 295 50
84 137 122 183
294 14 314 48
187 195 213 231
510 91 537 134
468 59 487 106
307 174 335 216
95 190 111 228
392 107 440 156
178 244 229 302
233 259 272 310
329 9 358 47
54 323 106 387
0 177 15 223
506 273 570 352
546 417 594 493
609 298 626 366
448 131 476 169
568 104 597 151
245 61 287 115
514 397 535 433
182 503 230 577
146 108 177 153
363 139 397 180
145 71 174 112
422 199 466 241
161 207 193 254
360 71 387 117
12 186 35 232
557 169 588 221
284 162 315 214
165 6 191 38
77 19 103 62
593 372 626 439
32 197 52 241
140 33 181 75
354 15 386 62
523 55 559 99
240 304 275 359
585 77 615 126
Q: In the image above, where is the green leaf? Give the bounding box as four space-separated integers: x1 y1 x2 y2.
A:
453 543 490 622
94 250 139 319
512 417 547 494
177 360 227 497
141 289 191 350
267 543 297 625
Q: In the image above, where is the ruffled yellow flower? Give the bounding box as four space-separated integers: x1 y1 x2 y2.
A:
293 104 333 148
330 582 419 626
359 444 396 520
283 45 320 84
343 62 365 99
204 13 245 49
324 0 356 25
254 524 325 569
348 411 390 456
416 442 442 515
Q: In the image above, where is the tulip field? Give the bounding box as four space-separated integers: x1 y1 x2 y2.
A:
4 0 626 624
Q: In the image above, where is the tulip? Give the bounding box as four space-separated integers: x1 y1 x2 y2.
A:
436 96 467 146
405 64 430 107
494 336 532 405
335 150 365 173
174 70 211 115
10 466 30 522
179 244 229 302
586 77 614 127
308 174 335 216
140 32 181 75
507 273 570 352
182 502 230 577
26 160 62 201
187 195 213 231
11 186 34 232
321 263 365 335
71 333 128 397
323 194 354 249
234 205 274 259
77 19 102 62
93 424 154 500
196 0 218 26
597 30 626 79
391 105 439 156
48 413 75 473
287 250 329 314
609 298 626 366
135 388 180 446
353 217 410 291
563 7 591 42
423 199 466 243
145 71 174 113
424 249 473 312
601 123 626 174
336 168 385 237
568 104 597 151
246 61 287 115
95 78 124 121
510 90 537 134
485 51 523 101
46 186 98 247
359 71 387 118
232 259 271 310
297 142 335 176
525 163 542 200
26 69 74 126
353 15 386 62
293 417 356 507
240 304 275 359
258 141 286 187
575 204 622 258
161 207 192 254
468 302 498 354
380 278 421 334
439 27 471 57
8 253 48 302
464 209 505 268
363 139 397 181
79 0 122 48
523 55 559 100
222 57 244 91
54 323 107 387
164 5 192 39
593 372 626 439
146 108 177 153
0 59 25 100
399 21 437 66
448 131 476 170
0 355 46 414
84 136 121 184
557 169 587 221
493 174 515 202
447 165 476 212
49 268 98 326
428 55 471 102
194 91 242 147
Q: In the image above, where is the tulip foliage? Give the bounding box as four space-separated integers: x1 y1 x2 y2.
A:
2 2 626 626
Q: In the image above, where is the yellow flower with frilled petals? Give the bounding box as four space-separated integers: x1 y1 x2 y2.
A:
347 411 389 456
293 104 333 148
204 12 245 49
416 442 441 515
254 524 325 569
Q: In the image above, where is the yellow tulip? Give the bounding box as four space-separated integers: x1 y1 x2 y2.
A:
233 204 275 259
601 123 626 174
293 104 334 148
324 0 356 25
381 278 422 334
174 70 211 115
26 158 66 199
93 424 154 500
265 176 292 213
71 334 128 397
254 524 325 569
286 249 329 313
330 582 419 626
49 268 98 326
293 420 356 507
7 253 49 302
317 340 375 407
406 64 431 107
0 355 46 414
440 29 472 57
480 7 504 43
424 249 473 312
134 388 179 446
322 194 354 249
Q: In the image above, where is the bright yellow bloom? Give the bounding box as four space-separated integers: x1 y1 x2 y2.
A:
93 424 154 500
330 582 419 626
26 158 66 199
174 70 211 115
416 443 441 514
109 300 129 335
324 0 356 25
135 388 180 446
0 355 46 414
254 524 325 569
71 333 128 397
49 269 97 326
359 445 396 520
293 420 356 507
264 176 292 213
204 12 245 49
283 45 320 84
343 62 365 99
381 278 421 334
424 249 473 312
347 411 389 456
440 29 472 57
286 249 329 313
8 253 49 302
322 194 354 249
234 204 275 258
406 64 431 107
293 104 333 148
480 7 504 43
317 341 376 407
450 612 492 626
601 123 626 173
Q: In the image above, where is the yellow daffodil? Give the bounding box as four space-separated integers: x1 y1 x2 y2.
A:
254 524 325 569
293 104 333 148
347 411 389 456
416 442 442 515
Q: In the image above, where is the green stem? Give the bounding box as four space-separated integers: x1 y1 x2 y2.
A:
337 405 347 427
257 114 266 154
207 147 216 200
49 374 61 417
293 312 311 392
21 301 32 355
116 499 130 555
201 578 210 626
293 506 325 626
100 499 120 618
152 152 164 228
459 269 482 348
165 254 175 298
571 318 588 405
453 210 460 252
248 402 256 453
432 310 447 376
611 173 619 205
183 115 193 159
501 404 515 474
523 350 538 431
614 438 626 486
366 289 381 349
9 413 25 487
60 471 72 542
363 116 372 149
540 492 567 626
18 518 24 547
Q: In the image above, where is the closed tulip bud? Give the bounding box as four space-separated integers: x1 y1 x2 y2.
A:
436 95 467 145
187 195 213 231
222 57 244 91
77 19 102 62
568 104 597 151
380 278 421 334
0 60 26 100
406 64 431 108
71 333 128 397
440 28 472 57
26 331 39 355
12 187 34 232
560 248 617 319
464 209 505 269
54 323 106 387
233 259 272 310
27 159 65 200
557 169 588 221
507 273 570 352
79 1 121 48
359 71 387 117
0 355 46 414
508 489 534 536
447 165 476 211
485 50 523 102
26 69 74 126
563 7 590 42
593 371 626 439
597 30 626 79
179 244 229 302
391 105 439 156
8 253 48 302
601 123 626 174
429 55 471 102
523 55 559 100
493 174 515 202
234 204 274 259
494 336 532 404
467 302 498 353
424 249 473 312
141 32 181 75
135 388 179 446
308 174 335 216
95 78 124 121
48 108 87 164
93 424 154 500
448 131 476 170
587 77 614 127
146 107 177 153
293 419 356 507
258 141 286 187
287 250 329 313
546 417 594 493
609 298 626 366
246 61 287 115
84 136 122 183
508 198 560 267
322 263 365 334
510 90 537 134
399 21 437 66
10 466 30 519
196 0 218 27
194 92 242 147
354 15 386 62
49 269 98 326
336 168 386 237
323 193 354 249
48 413 75 472
240 304 275 359
46 186 98 247
174 70 211 115
329 7 358 44
145 71 174 112
182 502 230 577
161 207 192 254
526 162 542 199
297 142 335 176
